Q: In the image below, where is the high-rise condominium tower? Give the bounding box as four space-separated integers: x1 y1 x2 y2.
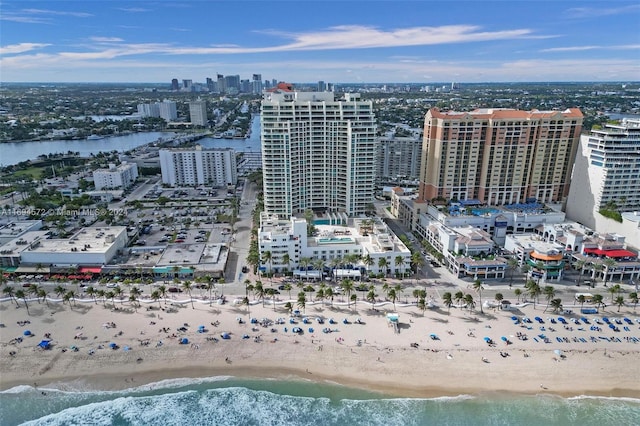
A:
566 118 640 229
419 108 583 205
260 84 377 217
188 100 208 126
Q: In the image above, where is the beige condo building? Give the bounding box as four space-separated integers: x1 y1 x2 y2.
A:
418 108 583 206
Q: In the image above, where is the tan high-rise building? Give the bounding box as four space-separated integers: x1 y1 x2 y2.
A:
418 108 583 206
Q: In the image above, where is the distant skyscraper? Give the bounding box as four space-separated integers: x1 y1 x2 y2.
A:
240 79 250 93
224 75 240 94
171 78 179 91
566 118 640 229
217 74 226 94
252 74 263 94
137 103 160 118
182 79 193 91
419 108 583 205
317 81 325 92
376 135 422 183
188 100 208 126
206 77 217 92
261 85 377 217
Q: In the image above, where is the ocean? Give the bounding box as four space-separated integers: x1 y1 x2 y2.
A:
1 377 638 426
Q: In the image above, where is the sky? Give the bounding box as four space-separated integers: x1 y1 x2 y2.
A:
1 0 639 84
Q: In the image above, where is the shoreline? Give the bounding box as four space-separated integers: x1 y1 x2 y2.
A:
1 297 639 399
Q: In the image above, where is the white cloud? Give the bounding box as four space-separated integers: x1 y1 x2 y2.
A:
0 43 50 55
21 8 93 18
566 4 640 18
541 44 640 53
90 37 124 43
117 8 150 13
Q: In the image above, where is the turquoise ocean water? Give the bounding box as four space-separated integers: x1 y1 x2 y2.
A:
1 377 638 426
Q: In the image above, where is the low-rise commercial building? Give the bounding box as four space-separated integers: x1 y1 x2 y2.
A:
258 213 411 277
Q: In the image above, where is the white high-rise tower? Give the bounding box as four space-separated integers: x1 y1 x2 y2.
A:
260 84 377 217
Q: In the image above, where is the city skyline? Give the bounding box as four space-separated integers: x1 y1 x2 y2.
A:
1 1 639 83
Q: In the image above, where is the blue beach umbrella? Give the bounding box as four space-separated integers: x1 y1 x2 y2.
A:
23 330 32 336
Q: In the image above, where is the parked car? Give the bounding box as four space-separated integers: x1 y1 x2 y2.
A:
168 287 182 293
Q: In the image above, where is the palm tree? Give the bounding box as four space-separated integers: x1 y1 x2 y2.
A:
387 288 398 311
106 290 116 307
282 253 291 274
494 292 503 304
262 250 273 276
15 289 30 314
472 279 484 313
543 285 556 312
507 258 519 288
442 291 453 314
242 296 251 316
464 293 475 313
592 262 604 286
602 258 618 287
362 254 374 278
28 284 40 303
158 285 167 304
266 288 277 311
182 280 194 309
298 257 311 279
607 285 618 302
113 286 124 305
151 290 162 309
417 297 427 316
254 281 266 307
37 287 49 307
342 279 354 308
350 294 357 309
325 287 334 308
366 288 377 309
394 255 406 279
3 286 19 307
629 292 638 311
410 251 424 275
592 294 605 311
454 291 464 308
297 291 306 314
378 257 389 276
97 289 106 306
614 296 625 312
514 288 522 303
573 259 586 286
64 290 76 309
526 280 541 308
54 285 66 302
283 283 292 300
316 287 325 303
577 294 586 310
128 294 139 312
86 286 97 304
549 298 563 313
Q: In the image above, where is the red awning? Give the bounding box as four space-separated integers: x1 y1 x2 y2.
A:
79 267 102 274
583 248 637 258
603 249 637 258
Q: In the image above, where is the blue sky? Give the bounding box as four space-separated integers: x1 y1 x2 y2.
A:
1 0 639 83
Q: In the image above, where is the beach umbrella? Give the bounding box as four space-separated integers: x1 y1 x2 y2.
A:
38 340 51 349
554 349 564 356
308 327 314 333
23 330 32 336
501 336 508 342
123 346 131 351
180 338 189 344
484 337 491 342
109 342 117 349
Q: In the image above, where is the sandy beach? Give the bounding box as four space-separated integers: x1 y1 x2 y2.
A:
1 288 639 399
